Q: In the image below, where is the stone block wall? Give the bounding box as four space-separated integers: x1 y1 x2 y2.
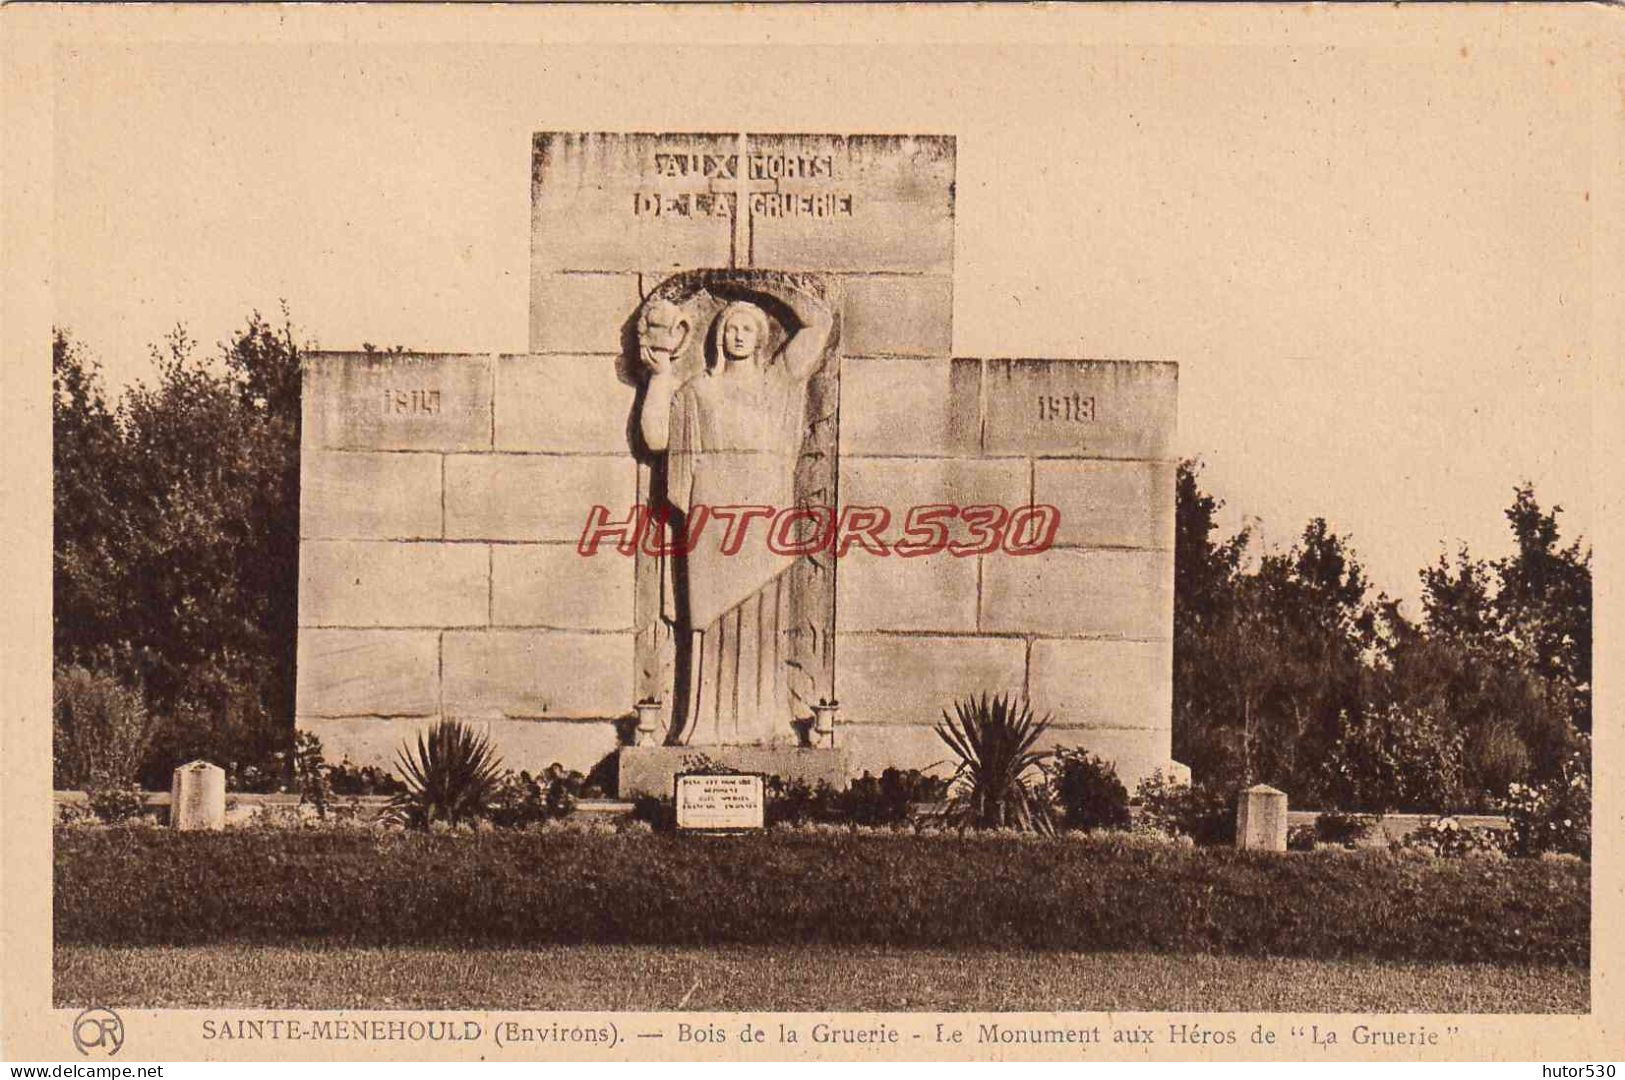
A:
296 351 640 773
833 358 1178 786
297 357 1179 785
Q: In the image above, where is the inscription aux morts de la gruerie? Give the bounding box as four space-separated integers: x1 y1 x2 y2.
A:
635 149 855 221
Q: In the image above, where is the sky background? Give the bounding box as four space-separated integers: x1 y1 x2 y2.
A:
50 30 1598 610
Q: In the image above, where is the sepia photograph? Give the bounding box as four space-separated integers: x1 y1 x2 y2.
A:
2 2 1619 1065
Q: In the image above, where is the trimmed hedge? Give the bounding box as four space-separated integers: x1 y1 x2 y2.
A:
55 828 1588 965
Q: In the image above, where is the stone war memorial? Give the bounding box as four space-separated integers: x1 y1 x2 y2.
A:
296 132 1184 796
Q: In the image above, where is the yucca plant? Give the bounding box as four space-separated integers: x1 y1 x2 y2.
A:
391 720 505 828
934 692 1055 834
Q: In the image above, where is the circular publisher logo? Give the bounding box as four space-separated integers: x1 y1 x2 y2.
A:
72 1007 124 1057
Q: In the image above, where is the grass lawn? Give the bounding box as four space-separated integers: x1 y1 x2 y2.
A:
56 830 1588 966
55 945 1588 1013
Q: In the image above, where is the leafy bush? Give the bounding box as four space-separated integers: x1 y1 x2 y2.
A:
220 754 287 796
676 752 734 776
86 783 147 824
631 794 676 831
1400 817 1507 859
763 777 841 827
327 759 407 797
1134 771 1237 846
291 729 334 818
152 669 287 794
1314 811 1378 848
1322 703 1471 814
579 751 619 800
1501 738 1590 860
765 770 949 829
1286 824 1318 852
839 768 949 827
1045 749 1130 833
56 799 99 828
55 828 1588 965
487 766 584 829
390 720 505 828
53 665 156 791
936 693 1054 832
1132 770 1186 836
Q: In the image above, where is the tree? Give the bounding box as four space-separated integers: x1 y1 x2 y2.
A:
1171 459 1250 780
1365 485 1589 805
1321 700 1470 814
1494 486 1592 732
1245 520 1377 801
52 311 304 788
1173 459 1249 621
53 331 131 667
1174 466 1587 810
1187 577 1295 787
1174 461 1378 799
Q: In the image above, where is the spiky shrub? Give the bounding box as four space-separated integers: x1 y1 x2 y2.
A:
935 693 1054 833
391 720 505 828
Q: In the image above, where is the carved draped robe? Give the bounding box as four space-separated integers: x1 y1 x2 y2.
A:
664 360 807 745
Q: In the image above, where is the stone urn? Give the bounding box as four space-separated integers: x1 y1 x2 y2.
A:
810 700 840 748
634 699 663 747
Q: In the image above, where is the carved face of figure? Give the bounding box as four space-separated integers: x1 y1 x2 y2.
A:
638 299 689 374
716 302 769 367
722 311 759 361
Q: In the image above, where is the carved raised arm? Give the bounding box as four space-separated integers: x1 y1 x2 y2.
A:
640 370 678 453
760 278 835 381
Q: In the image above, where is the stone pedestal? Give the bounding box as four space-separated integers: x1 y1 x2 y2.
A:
617 745 850 799
1236 783 1288 852
170 760 226 830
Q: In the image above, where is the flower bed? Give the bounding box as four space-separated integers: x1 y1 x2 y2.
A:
55 827 1587 965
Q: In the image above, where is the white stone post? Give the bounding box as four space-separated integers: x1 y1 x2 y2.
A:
170 760 226 831
1236 783 1288 851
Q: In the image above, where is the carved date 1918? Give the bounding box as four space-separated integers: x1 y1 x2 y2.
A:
383 389 442 416
1038 393 1096 422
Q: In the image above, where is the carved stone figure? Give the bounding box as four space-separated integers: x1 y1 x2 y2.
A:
634 272 837 745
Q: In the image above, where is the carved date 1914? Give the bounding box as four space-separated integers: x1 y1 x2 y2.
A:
1037 393 1096 422
383 389 442 416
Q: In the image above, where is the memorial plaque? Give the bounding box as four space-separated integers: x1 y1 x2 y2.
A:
674 773 766 831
